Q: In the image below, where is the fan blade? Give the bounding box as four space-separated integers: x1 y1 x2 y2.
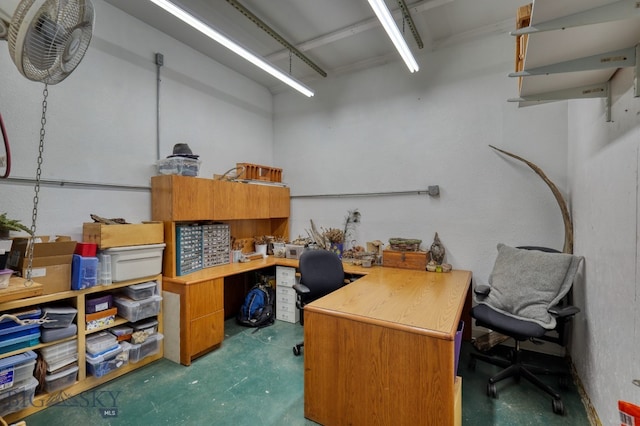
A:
25 14 64 70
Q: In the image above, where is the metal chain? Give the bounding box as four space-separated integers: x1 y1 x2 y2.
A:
24 84 48 287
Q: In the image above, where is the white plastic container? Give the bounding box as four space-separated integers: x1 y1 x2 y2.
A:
41 306 78 329
85 332 118 356
40 339 77 364
124 281 157 300
0 269 13 289
44 365 78 393
113 295 162 322
0 377 38 417
0 351 36 391
86 344 128 378
128 333 163 363
45 353 78 373
131 318 158 337
103 244 166 282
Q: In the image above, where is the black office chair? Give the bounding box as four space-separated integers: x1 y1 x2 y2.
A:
292 249 345 356
468 245 584 415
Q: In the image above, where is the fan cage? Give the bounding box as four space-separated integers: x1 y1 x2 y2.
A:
8 0 94 84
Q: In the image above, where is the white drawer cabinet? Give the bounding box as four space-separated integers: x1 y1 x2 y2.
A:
276 266 300 323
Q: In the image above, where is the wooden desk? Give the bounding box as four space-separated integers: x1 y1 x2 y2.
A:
162 257 374 365
303 268 471 426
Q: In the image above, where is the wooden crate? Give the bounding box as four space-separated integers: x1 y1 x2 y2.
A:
237 163 282 182
83 222 164 249
382 250 430 271
515 3 532 90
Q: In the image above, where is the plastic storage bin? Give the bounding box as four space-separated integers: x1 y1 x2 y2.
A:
86 294 113 314
0 329 40 355
0 376 38 417
40 323 77 343
40 339 77 365
0 308 41 342
86 344 128 378
0 351 36 391
45 353 78 373
103 244 166 282
131 319 158 337
113 295 162 322
0 308 41 332
156 157 200 176
124 281 157 300
128 333 163 363
110 325 133 342
86 332 118 356
41 306 77 329
0 269 12 289
71 254 98 290
43 365 78 393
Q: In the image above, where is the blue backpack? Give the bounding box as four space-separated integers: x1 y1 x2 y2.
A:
236 284 275 328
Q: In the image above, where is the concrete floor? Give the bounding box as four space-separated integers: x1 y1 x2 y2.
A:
23 319 589 425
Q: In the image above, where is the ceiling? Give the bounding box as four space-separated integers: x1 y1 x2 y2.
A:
103 0 526 93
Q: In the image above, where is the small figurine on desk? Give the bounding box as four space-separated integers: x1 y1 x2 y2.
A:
430 232 445 265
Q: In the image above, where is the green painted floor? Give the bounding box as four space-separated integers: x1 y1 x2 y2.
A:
22 320 589 425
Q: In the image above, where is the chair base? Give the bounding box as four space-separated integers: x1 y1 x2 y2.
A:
293 341 303 356
469 342 568 415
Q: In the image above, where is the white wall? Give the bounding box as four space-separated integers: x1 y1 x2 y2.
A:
274 32 569 286
569 66 640 425
0 0 273 240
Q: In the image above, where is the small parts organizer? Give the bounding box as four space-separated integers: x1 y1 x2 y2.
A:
175 223 230 276
236 163 282 183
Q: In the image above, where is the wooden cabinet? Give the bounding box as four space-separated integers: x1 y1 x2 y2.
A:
151 175 290 223
151 175 290 365
1 275 164 423
151 175 214 221
163 277 224 365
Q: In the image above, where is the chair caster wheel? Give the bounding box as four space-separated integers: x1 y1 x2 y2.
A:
293 345 302 356
559 375 570 389
552 398 565 415
487 383 498 398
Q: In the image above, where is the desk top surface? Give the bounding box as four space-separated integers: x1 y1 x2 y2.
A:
305 268 471 340
162 256 374 283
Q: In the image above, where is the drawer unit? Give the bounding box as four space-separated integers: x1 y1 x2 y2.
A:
276 309 299 323
276 266 297 287
275 285 299 323
276 286 296 305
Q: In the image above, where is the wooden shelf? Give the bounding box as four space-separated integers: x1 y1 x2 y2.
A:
512 0 640 112
0 274 164 423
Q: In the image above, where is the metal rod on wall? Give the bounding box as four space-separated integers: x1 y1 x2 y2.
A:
292 186 439 199
1 176 150 192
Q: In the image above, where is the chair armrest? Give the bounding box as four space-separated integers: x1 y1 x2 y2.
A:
292 283 310 296
474 284 491 297
548 305 580 318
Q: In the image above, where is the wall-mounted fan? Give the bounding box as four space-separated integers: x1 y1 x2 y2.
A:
0 0 94 84
0 0 94 284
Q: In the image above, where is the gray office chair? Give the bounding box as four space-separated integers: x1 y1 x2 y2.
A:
292 249 345 356
469 245 583 415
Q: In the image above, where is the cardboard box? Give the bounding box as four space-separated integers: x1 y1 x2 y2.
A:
382 250 430 271
7 237 77 295
82 222 164 249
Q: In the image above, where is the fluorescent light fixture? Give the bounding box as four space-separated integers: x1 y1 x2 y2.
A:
148 0 314 97
367 0 419 73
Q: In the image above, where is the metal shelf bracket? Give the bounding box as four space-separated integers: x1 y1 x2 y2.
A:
509 46 636 77
508 81 612 122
